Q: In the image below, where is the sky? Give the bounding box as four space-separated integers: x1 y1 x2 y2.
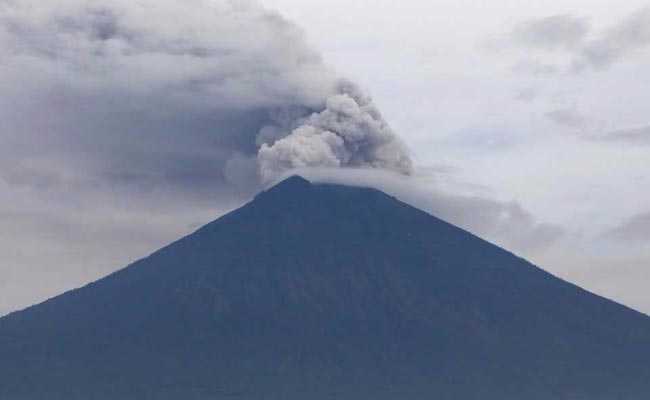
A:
0 0 648 316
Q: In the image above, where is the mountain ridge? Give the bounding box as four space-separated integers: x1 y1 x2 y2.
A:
1 175 649 399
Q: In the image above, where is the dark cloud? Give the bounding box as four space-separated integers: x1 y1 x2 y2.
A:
0 0 329 201
0 0 410 195
55 7 122 42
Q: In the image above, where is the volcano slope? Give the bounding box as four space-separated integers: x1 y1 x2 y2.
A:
1 176 649 399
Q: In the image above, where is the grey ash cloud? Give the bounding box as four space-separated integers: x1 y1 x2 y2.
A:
258 82 412 182
0 0 411 198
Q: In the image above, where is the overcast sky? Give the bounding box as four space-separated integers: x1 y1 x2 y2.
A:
1 0 648 316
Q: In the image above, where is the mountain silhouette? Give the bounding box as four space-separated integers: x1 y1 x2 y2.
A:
1 176 649 399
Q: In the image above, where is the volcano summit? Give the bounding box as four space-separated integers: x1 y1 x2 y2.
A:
1 176 649 399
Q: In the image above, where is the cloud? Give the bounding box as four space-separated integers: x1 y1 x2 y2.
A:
590 125 650 145
257 82 412 182
514 87 539 102
545 108 587 128
0 0 411 199
512 14 590 51
603 212 650 242
576 7 650 70
511 60 560 76
443 126 524 151
508 7 650 74
544 213 650 313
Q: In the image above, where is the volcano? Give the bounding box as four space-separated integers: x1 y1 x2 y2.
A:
1 176 649 399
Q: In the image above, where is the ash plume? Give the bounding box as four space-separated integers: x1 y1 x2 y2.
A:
0 0 411 194
257 81 412 182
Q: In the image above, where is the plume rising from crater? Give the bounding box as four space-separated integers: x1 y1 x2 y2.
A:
0 0 411 194
257 81 412 182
